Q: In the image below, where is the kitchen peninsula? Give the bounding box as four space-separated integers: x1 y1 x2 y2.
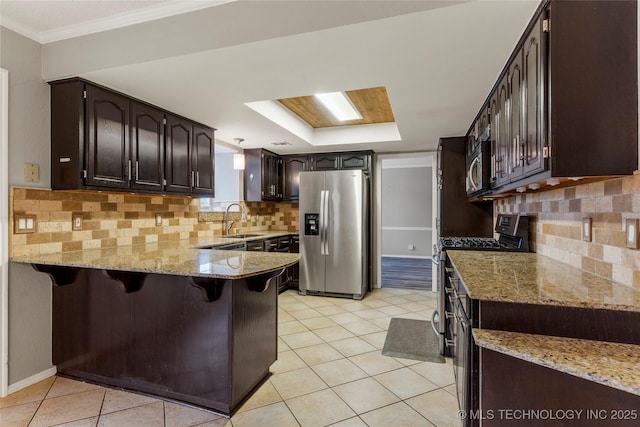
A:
11 237 300 416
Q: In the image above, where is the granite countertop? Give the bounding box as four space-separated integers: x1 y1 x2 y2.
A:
474 329 640 396
447 251 640 312
11 232 300 279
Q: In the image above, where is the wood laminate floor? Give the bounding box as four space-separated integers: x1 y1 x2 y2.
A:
381 257 432 290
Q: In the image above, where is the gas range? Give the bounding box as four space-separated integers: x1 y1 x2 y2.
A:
438 214 530 253
439 236 501 250
433 214 530 361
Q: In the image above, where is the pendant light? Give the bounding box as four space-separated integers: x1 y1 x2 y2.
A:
233 138 245 170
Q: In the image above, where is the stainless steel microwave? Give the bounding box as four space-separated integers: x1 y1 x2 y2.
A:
466 140 491 198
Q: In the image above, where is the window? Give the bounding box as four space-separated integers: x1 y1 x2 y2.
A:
199 143 242 211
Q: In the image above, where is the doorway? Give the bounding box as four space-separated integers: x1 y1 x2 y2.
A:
376 153 437 291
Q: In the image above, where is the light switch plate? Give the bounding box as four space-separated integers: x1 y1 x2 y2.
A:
14 214 36 233
582 217 592 242
155 214 163 226
626 218 639 249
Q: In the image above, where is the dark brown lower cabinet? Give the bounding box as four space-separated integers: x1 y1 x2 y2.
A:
480 349 640 427
463 296 640 427
42 265 281 416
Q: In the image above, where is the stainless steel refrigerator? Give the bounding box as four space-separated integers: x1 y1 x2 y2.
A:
299 170 369 300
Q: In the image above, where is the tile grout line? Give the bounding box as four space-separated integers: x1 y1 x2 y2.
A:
25 376 56 427
275 291 444 426
11 288 445 427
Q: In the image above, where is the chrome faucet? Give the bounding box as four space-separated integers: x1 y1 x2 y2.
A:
224 202 247 236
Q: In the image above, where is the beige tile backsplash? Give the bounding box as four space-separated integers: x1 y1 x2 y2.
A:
12 171 640 290
495 172 640 289
10 187 299 257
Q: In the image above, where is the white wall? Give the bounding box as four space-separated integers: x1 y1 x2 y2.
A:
0 27 54 387
1 67 9 396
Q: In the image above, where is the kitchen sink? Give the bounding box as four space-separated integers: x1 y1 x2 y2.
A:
225 234 261 239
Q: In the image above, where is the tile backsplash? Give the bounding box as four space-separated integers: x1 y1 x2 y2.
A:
495 173 640 289
10 187 299 257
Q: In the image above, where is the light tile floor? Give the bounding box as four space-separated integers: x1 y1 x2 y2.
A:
0 288 461 427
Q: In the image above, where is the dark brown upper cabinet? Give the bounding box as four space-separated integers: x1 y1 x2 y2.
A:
508 50 524 181
521 16 545 179
165 115 193 193
244 149 282 202
282 155 309 201
309 151 372 172
85 85 130 189
309 153 340 170
192 125 215 195
471 0 637 195
490 76 510 189
50 78 215 196
340 153 370 170
130 101 165 192
245 150 372 203
165 117 215 196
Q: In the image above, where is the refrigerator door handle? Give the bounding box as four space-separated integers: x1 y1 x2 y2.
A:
320 190 326 255
324 190 330 255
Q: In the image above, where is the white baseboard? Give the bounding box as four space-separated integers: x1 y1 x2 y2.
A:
7 366 57 395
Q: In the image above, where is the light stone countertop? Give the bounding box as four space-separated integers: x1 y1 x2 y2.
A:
447 251 640 312
11 232 300 279
473 329 640 396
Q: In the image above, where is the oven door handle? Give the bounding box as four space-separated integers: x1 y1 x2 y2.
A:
430 310 440 337
431 244 440 265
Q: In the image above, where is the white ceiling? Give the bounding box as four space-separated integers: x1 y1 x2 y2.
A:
0 0 540 154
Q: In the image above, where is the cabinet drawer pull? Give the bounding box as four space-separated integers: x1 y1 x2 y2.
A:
135 161 139 181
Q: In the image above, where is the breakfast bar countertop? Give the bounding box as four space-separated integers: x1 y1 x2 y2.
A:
10 232 300 279
473 328 640 396
446 251 640 313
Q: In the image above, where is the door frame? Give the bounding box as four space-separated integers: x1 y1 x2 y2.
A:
374 152 438 291
1 68 9 397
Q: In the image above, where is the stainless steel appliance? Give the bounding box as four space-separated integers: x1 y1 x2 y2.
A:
433 137 494 359
437 137 494 239
437 213 529 425
465 140 491 198
299 170 369 300
434 213 530 355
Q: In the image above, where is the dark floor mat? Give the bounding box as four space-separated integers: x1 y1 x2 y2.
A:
382 318 445 363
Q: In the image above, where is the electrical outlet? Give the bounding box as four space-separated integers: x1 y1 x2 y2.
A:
155 214 163 226
582 217 592 242
72 214 83 231
626 218 639 249
14 214 36 233
408 244 415 251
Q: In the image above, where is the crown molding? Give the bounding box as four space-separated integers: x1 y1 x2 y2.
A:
2 0 235 45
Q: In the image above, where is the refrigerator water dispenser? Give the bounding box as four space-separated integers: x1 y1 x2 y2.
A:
304 214 319 235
